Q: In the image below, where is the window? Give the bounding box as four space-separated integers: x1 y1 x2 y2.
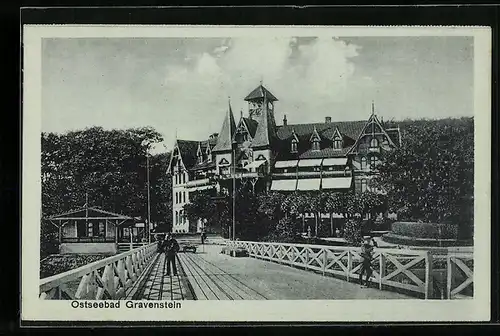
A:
98 222 105 237
370 155 379 168
370 138 379 148
333 139 342 149
88 223 93 237
291 140 298 153
361 157 367 170
180 211 184 224
175 192 178 204
312 140 320 151
182 192 186 203
175 211 179 225
361 179 368 192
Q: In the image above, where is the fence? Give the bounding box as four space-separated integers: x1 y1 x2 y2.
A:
227 241 473 299
39 243 157 300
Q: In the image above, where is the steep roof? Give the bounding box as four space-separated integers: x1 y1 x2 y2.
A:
243 117 259 138
191 160 216 171
299 147 351 159
276 120 366 142
176 139 199 169
244 84 278 102
212 104 237 152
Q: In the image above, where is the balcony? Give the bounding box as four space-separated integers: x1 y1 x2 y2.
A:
186 178 214 188
219 171 263 180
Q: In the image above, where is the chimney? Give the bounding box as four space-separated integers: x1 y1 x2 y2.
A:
325 116 332 123
283 115 288 126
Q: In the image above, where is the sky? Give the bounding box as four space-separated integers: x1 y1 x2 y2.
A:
42 36 474 153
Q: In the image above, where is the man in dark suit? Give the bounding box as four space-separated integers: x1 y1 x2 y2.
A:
163 233 180 276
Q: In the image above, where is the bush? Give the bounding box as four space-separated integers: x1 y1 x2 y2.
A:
343 219 363 246
391 222 458 240
40 254 111 278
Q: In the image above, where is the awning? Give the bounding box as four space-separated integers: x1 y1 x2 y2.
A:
296 178 321 191
321 177 352 190
246 160 266 169
298 159 323 167
322 158 348 166
270 179 297 191
274 160 298 168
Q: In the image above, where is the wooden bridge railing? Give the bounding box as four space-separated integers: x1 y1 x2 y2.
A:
227 241 473 299
39 243 157 300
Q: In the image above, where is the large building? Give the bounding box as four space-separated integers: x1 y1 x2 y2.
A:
167 84 401 233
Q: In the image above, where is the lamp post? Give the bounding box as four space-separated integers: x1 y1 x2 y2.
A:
232 142 236 241
146 153 151 244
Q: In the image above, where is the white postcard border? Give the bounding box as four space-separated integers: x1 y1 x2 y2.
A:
22 25 491 322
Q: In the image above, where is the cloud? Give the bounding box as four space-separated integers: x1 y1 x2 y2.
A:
161 36 374 144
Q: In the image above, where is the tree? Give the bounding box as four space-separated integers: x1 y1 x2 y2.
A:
377 117 474 240
41 127 170 254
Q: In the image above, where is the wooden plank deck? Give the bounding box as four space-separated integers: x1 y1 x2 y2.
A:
127 253 194 300
177 252 267 300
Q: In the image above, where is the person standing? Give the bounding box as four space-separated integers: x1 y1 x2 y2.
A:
163 233 180 276
359 236 378 287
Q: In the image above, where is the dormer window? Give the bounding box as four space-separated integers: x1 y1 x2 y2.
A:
333 138 342 150
370 138 379 148
310 126 321 151
312 140 320 151
291 140 298 153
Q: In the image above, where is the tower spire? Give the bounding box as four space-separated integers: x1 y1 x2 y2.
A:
371 100 375 115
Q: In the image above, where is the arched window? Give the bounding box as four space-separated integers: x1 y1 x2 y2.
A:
370 138 379 148
361 157 367 170
291 140 298 153
182 192 186 203
175 211 179 225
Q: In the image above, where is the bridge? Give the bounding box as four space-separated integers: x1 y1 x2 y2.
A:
39 239 473 301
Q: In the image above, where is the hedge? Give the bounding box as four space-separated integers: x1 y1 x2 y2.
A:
391 222 458 240
382 233 472 247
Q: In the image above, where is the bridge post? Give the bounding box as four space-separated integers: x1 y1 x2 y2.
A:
379 252 385 290
346 251 352 282
447 255 453 299
424 251 434 299
322 248 327 276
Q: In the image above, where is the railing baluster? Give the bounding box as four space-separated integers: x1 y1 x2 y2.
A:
424 251 433 299
379 253 385 290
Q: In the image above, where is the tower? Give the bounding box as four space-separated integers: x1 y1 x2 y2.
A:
244 84 278 120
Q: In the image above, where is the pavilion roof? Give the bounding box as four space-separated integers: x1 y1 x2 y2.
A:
44 205 137 225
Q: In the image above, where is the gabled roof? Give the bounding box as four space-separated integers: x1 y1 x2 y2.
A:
212 103 237 152
386 128 401 147
44 205 136 226
347 114 397 154
176 139 199 169
309 126 321 142
242 117 259 138
244 84 278 102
